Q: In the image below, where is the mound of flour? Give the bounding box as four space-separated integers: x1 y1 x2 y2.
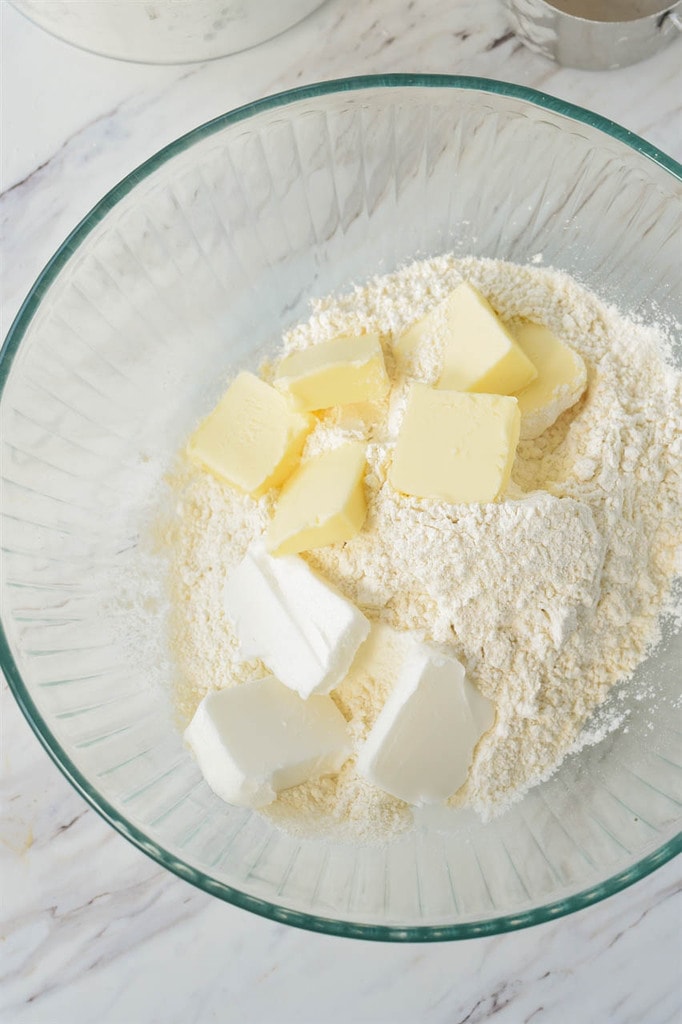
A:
163 256 681 839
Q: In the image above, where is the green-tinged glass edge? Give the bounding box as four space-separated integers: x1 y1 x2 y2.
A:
1 74 681 942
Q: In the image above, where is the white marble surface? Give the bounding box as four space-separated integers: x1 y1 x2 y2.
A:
1 1 681 1021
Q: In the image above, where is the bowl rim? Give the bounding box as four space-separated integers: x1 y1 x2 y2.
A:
2 73 681 942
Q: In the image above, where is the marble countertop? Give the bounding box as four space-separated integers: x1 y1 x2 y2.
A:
1 2 681 1021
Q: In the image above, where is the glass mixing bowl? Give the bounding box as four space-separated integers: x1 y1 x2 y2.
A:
2 76 680 941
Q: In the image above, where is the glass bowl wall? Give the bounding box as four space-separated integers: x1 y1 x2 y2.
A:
2 77 680 940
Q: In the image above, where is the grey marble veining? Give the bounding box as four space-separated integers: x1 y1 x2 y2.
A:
1 1 681 1021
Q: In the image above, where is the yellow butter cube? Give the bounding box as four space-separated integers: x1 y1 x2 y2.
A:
187 371 312 497
266 442 367 556
390 384 520 504
274 334 390 411
513 322 587 439
396 282 537 395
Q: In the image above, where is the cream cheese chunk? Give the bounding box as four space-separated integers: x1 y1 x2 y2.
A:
390 384 520 503
223 543 370 698
274 333 389 411
396 281 537 394
356 642 495 805
185 677 350 808
266 442 367 556
513 322 587 439
187 371 312 496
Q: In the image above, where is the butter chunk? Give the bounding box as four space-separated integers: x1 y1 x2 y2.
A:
390 384 520 503
187 371 312 496
274 334 389 411
185 677 350 808
224 543 370 698
513 322 587 439
356 643 495 805
266 442 367 556
397 282 537 394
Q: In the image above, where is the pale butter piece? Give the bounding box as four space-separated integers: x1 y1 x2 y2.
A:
187 371 312 497
356 642 495 805
513 322 587 439
266 442 367 556
274 333 389 411
185 677 350 808
390 384 521 503
397 281 537 394
224 543 370 698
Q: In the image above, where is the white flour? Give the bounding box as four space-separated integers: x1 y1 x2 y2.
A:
162 256 681 840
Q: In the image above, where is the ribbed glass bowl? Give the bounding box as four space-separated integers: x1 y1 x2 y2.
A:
2 76 680 941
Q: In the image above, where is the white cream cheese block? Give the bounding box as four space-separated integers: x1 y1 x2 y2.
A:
185 676 350 808
356 642 495 805
223 543 370 698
